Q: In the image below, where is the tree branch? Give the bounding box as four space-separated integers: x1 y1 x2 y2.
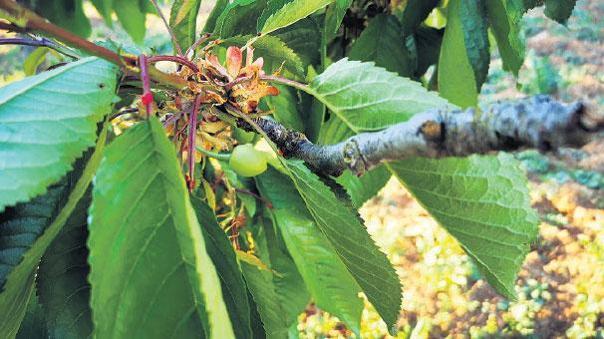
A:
237 95 603 176
0 0 187 88
0 37 78 58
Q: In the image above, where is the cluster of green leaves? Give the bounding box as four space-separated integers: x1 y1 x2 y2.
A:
0 0 578 337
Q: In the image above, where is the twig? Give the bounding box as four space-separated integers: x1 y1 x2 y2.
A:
236 96 604 176
185 33 212 57
139 55 153 117
147 55 199 73
0 0 187 88
149 0 184 56
196 146 231 161
260 74 309 92
0 20 27 33
0 37 78 58
187 95 203 191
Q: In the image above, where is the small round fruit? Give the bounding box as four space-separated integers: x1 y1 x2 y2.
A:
229 144 268 177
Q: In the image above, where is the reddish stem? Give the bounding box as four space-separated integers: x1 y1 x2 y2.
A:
187 95 203 191
185 33 212 57
139 55 153 117
147 55 199 73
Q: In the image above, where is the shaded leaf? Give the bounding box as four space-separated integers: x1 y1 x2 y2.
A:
36 190 92 339
191 197 253 339
257 169 364 333
300 65 325 142
260 215 310 327
266 84 304 131
348 14 414 77
240 262 289 338
388 154 539 298
0 126 108 339
438 0 480 107
214 0 268 38
544 0 577 24
202 0 229 33
414 27 443 76
16 293 47 339
273 17 321 67
397 0 439 35
324 0 353 41
486 0 525 76
286 161 401 333
88 117 234 338
91 0 113 25
30 0 91 37
114 0 147 43
169 0 203 50
336 166 390 208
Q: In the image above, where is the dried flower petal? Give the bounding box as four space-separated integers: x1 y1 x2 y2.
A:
226 46 243 79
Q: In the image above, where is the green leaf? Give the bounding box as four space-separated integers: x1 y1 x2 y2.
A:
218 35 305 77
0 125 108 339
257 0 293 31
286 161 401 333
273 17 321 67
88 117 234 338
202 0 229 33
37 191 93 339
348 14 414 77
23 47 50 76
191 197 253 339
544 0 577 24
397 0 439 35
459 0 490 90
300 65 324 142
91 0 114 25
16 293 47 339
260 215 310 327
324 0 353 41
0 57 118 212
260 0 334 34
266 84 305 131
0 179 71 338
31 0 91 37
257 169 364 333
336 166 390 208
438 0 483 107
317 115 353 145
486 0 525 76
169 0 203 50
309 58 449 131
214 0 268 38
114 0 147 43
240 261 289 338
414 27 443 76
388 154 539 298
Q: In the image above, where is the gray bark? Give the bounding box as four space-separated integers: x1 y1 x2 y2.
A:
238 95 603 176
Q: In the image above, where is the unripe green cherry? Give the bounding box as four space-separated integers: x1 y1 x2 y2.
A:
229 144 268 177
